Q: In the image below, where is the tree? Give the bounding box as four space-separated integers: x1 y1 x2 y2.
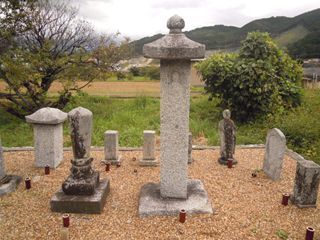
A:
0 0 130 119
196 32 302 122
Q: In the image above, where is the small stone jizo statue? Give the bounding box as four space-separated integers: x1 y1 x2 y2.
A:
218 109 237 165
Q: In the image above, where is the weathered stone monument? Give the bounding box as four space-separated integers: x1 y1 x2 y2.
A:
139 130 157 166
51 107 109 213
0 138 21 196
139 15 213 216
25 107 67 168
104 130 121 165
263 128 286 180
218 109 237 165
188 132 193 164
291 159 320 208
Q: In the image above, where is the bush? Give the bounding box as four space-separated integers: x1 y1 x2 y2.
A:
196 32 303 122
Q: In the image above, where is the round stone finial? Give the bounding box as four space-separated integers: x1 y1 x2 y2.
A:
167 15 185 33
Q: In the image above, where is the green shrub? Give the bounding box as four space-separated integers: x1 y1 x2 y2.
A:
196 32 302 122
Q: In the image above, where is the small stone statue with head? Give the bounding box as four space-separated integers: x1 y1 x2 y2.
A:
218 109 237 165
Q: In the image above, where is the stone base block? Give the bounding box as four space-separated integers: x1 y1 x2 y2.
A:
50 179 110 214
218 157 238 165
139 158 158 167
138 179 213 217
62 171 99 195
102 156 121 165
0 175 22 196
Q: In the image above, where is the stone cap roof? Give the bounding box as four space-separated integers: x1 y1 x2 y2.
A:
25 107 67 125
143 15 205 60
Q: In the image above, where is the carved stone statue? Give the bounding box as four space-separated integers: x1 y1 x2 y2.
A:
218 109 237 165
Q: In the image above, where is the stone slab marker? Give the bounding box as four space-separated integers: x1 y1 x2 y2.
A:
26 107 67 168
140 130 157 166
291 159 320 208
263 128 286 180
104 130 121 165
0 138 5 181
139 15 213 216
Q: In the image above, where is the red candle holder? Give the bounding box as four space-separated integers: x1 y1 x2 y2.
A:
179 209 186 223
62 214 70 228
116 163 121 168
45 165 50 175
25 177 31 190
281 193 290 206
227 159 233 168
105 163 110 172
305 226 315 240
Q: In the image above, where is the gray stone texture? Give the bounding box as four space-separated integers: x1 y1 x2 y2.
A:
0 175 22 196
26 107 67 168
51 179 110 214
139 179 213 217
104 130 121 164
188 132 193 164
143 15 205 200
291 160 320 208
263 128 286 180
0 138 5 180
68 107 92 159
140 130 157 166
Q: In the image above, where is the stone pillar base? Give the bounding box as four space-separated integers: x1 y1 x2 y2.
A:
50 179 110 214
139 158 158 167
0 175 22 196
102 156 121 165
218 157 238 165
138 179 213 217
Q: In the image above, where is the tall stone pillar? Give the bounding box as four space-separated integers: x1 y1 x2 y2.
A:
139 15 213 216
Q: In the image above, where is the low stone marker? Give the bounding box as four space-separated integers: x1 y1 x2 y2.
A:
188 132 193 164
104 130 121 165
25 107 67 168
291 159 320 208
140 130 157 166
139 15 213 217
263 128 286 180
51 107 109 214
0 138 21 196
218 109 237 165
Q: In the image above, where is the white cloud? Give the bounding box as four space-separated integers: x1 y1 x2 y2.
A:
74 0 320 39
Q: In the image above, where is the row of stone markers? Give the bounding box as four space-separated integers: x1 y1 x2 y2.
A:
219 110 320 208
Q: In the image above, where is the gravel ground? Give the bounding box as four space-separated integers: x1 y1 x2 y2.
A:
0 148 319 240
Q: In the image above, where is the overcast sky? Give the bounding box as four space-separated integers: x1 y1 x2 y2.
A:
74 0 319 40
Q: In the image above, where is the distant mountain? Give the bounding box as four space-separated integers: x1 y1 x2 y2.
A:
131 8 320 59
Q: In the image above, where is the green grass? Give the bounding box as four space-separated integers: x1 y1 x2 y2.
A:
1 89 320 164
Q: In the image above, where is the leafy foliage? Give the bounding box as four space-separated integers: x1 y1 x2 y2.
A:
196 32 302 122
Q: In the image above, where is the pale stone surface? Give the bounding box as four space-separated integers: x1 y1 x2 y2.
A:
139 179 213 217
0 138 5 180
140 130 157 166
291 160 320 208
0 175 22 196
25 107 67 125
33 124 64 168
188 132 193 164
104 130 121 164
26 107 67 168
143 15 205 200
263 128 286 180
68 107 92 159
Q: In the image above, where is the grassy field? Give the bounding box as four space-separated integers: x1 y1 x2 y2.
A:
0 88 320 163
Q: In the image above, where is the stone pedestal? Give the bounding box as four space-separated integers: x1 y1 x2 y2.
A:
139 15 212 216
263 128 286 180
26 107 67 168
188 132 193 164
140 130 158 166
104 130 121 164
51 107 109 214
291 160 320 208
0 138 21 196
